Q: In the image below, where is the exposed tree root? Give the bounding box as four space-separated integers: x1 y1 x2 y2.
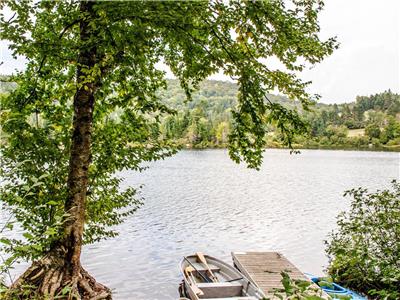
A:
4 250 111 300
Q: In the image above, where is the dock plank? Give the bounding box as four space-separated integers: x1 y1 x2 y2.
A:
231 251 316 297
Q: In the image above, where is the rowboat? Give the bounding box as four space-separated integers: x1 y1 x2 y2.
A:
180 253 266 300
305 273 366 300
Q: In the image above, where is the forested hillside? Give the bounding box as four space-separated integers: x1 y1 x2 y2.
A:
1 78 399 150
0 75 16 93
159 80 400 150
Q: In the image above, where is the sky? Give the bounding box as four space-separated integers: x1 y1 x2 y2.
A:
1 0 399 104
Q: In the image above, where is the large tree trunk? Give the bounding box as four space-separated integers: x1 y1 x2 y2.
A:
63 0 97 278
7 2 111 299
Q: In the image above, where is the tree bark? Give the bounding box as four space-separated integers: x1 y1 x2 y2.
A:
62 0 97 277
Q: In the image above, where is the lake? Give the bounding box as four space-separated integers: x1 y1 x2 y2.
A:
3 149 400 299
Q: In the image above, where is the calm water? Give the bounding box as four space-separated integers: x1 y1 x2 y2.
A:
3 149 400 299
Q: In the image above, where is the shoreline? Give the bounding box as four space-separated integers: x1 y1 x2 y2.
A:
179 144 400 153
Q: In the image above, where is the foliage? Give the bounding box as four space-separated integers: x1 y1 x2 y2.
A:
0 76 16 93
0 282 75 300
380 116 400 144
155 81 400 150
325 181 400 299
355 91 400 115
0 215 11 295
267 271 330 300
2 78 400 155
365 123 381 139
0 80 173 261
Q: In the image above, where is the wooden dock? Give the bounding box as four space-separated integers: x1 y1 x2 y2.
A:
231 251 313 297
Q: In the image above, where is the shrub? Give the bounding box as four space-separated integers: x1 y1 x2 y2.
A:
271 272 328 300
326 181 400 299
365 123 381 139
386 137 400 146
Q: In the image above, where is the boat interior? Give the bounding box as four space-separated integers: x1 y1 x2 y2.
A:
183 258 259 300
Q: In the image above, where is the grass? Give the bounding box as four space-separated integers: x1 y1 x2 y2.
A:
347 128 365 137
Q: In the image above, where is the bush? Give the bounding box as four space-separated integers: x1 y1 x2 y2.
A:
370 138 381 147
271 272 328 300
326 181 400 299
324 125 348 139
386 137 400 146
365 123 381 139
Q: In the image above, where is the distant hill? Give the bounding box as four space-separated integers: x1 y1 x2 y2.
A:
1 77 399 150
159 80 400 150
160 79 295 111
0 75 17 93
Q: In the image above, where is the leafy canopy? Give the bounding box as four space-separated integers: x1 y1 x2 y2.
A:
0 0 336 263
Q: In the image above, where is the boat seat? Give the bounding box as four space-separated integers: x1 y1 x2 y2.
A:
190 262 221 272
197 282 243 298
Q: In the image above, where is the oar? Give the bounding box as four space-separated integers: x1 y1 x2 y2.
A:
184 266 204 296
196 252 218 282
226 277 243 282
183 256 211 283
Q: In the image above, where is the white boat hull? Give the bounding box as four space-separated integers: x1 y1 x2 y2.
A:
180 254 265 300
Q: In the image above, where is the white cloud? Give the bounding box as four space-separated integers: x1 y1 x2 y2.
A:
301 0 400 103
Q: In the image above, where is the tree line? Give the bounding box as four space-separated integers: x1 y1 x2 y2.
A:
2 78 399 151
158 80 400 150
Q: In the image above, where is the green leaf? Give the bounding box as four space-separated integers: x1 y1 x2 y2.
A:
22 233 34 240
0 238 12 246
